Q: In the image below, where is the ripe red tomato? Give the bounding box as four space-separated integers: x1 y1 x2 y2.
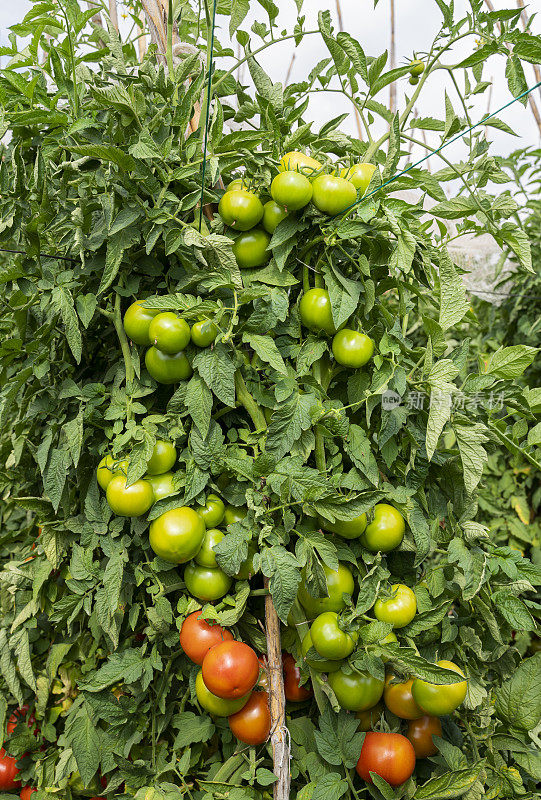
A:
195 671 250 717
271 171 312 210
148 312 191 354
149 507 206 563
145 346 192 384
374 584 417 629
361 504 405 552
202 641 260 699
228 691 271 745
0 748 21 790
407 715 442 758
218 189 264 231
106 475 154 517
356 732 416 787
7 705 37 736
146 440 176 475
332 329 374 368
232 228 271 269
383 675 423 719
179 611 233 665
299 288 336 336
311 174 357 215
20 788 37 799
283 653 312 702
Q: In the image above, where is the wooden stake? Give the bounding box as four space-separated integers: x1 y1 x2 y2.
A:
285 53 296 87
265 582 290 800
86 0 104 28
389 0 396 114
335 0 363 140
109 0 119 31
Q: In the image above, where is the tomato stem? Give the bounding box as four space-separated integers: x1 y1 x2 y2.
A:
113 292 135 406
235 371 268 432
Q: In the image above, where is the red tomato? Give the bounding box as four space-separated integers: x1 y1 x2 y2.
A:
179 611 234 665
283 653 312 702
0 748 21 790
20 788 37 799
407 716 442 758
356 732 415 787
202 641 259 699
7 706 37 736
228 691 271 745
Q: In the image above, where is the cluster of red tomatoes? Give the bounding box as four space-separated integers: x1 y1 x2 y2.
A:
218 151 376 272
123 298 218 385
0 706 39 796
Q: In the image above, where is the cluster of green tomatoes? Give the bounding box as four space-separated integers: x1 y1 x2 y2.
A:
408 57 425 85
97 451 252 603
123 299 218 384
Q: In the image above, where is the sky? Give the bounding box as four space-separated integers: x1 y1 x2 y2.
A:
1 0 540 167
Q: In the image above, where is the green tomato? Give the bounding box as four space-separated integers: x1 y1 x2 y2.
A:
218 189 264 231
146 440 176 475
311 174 357 215
149 507 205 563
106 474 154 517
332 329 374 368
147 472 176 502
227 178 248 191
262 200 288 233
361 504 405 552
184 562 232 602
409 75 419 85
374 584 417 629
123 300 160 346
340 163 376 194
235 543 257 579
310 612 357 660
195 670 250 716
145 347 192 384
297 562 354 618
191 320 218 348
148 312 191 355
299 288 336 335
271 171 312 211
195 528 224 568
279 151 322 175
301 630 343 673
97 455 128 490
328 667 384 712
412 660 467 716
318 512 367 539
195 494 226 528
409 59 425 76
224 505 247 525
232 228 271 269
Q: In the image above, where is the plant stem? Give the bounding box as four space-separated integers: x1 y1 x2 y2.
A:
213 752 245 782
113 292 134 399
235 371 268 431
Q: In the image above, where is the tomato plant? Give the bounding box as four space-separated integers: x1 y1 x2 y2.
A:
228 691 271 745
311 174 357 215
232 228 271 269
195 671 250 717
340 163 376 194
123 300 160 346
202 641 260 699
332 329 374 368
105 475 154 517
179 612 233 665
147 472 176 501
145 346 192 384
194 527 224 567
318 510 367 539
145 440 177 475
356 732 416 787
271 171 313 211
301 631 343 673
190 319 218 347
262 200 288 234
0 749 20 791
20 789 37 800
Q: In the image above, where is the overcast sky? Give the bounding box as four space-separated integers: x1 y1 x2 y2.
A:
1 0 540 166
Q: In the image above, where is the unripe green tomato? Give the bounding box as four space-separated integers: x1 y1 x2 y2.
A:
409 75 419 85
232 228 271 269
409 59 425 76
195 528 224 568
374 584 417 629
123 300 160 346
147 472 176 502
218 189 264 230
310 611 357 660
224 505 247 525
329 667 384 712
149 507 205 563
271 171 313 211
106 475 154 517
311 174 357 215
191 319 218 347
227 178 247 191
146 440 177 475
297 562 354 618
145 347 192 384
340 163 376 194
262 200 288 233
412 660 467 716
148 312 191 354
299 288 336 335
318 511 367 539
184 562 232 602
97 455 128 490
195 670 250 716
361 504 405 552
235 543 257 579
332 329 375 368
279 151 322 175
301 630 343 672
195 494 226 528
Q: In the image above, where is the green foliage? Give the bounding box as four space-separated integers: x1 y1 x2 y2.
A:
0 1 539 798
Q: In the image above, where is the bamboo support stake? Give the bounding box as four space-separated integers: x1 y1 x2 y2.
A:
265 582 290 800
109 0 119 31
389 0 396 114
86 0 104 28
285 53 296 87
